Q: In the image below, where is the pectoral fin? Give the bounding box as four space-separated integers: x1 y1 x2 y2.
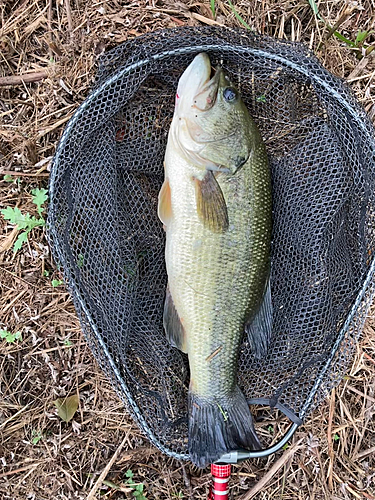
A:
245 279 273 359
194 171 229 233
158 179 172 226
163 286 187 353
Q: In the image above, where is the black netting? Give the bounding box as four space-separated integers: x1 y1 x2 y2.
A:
47 27 375 460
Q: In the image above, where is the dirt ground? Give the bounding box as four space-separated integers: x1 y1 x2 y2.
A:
1 1 375 499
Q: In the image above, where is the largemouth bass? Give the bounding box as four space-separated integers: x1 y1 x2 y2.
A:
158 53 273 467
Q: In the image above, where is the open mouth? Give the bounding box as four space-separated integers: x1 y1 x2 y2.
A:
193 66 222 111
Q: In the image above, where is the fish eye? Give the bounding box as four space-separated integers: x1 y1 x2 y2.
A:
223 87 238 102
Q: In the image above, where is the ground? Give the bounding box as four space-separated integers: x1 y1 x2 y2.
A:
1 0 375 499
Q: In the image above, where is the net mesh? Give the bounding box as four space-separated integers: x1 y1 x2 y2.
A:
47 27 375 460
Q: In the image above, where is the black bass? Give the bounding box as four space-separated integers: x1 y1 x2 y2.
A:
158 53 272 467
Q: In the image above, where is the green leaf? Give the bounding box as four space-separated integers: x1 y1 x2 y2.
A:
102 479 120 490
43 270 50 277
31 188 48 215
14 231 29 253
355 30 369 45
333 31 355 47
334 433 340 441
2 206 24 225
14 331 22 341
77 253 84 268
136 484 144 493
3 174 13 182
31 430 43 445
227 0 252 30
307 0 355 47
308 0 319 16
210 0 215 18
125 470 134 479
256 94 267 103
52 279 64 287
53 394 79 423
1 206 44 232
0 329 22 343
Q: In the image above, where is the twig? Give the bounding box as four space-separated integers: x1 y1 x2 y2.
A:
65 0 73 33
190 12 224 26
38 114 73 138
86 434 129 500
0 226 19 254
327 388 335 491
48 0 53 59
332 472 374 499
325 6 355 41
0 463 42 478
0 71 48 86
0 266 38 288
357 445 375 459
239 439 304 500
181 462 194 500
2 289 27 314
347 385 375 404
363 352 375 364
0 403 31 430
347 57 370 81
1 170 50 177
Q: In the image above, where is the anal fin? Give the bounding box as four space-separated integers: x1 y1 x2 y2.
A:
163 286 187 353
245 279 273 359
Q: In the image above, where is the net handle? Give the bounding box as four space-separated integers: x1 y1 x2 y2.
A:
207 423 299 499
209 464 231 500
215 421 300 463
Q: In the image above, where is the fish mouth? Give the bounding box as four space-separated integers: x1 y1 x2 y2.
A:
192 66 222 112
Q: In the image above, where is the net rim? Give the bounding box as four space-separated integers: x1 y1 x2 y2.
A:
47 30 375 461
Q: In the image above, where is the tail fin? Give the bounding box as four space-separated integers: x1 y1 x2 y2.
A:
188 386 261 468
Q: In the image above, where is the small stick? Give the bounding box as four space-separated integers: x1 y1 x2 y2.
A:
65 0 73 33
1 170 49 177
0 71 48 86
181 462 194 500
363 352 375 364
239 439 304 500
190 12 224 26
48 0 53 59
357 445 375 459
0 463 42 478
86 435 129 500
327 388 335 491
325 6 355 41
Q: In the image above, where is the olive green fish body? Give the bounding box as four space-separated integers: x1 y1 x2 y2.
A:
158 53 272 467
166 140 271 398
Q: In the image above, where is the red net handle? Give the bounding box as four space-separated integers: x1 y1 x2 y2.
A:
208 464 231 500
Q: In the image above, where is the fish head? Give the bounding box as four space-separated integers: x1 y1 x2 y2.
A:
173 53 257 174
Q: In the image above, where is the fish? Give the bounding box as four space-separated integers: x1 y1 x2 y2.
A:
158 53 273 468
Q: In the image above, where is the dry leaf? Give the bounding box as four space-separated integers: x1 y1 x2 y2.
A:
53 394 79 423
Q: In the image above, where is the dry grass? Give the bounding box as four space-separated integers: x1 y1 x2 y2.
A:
1 0 375 498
